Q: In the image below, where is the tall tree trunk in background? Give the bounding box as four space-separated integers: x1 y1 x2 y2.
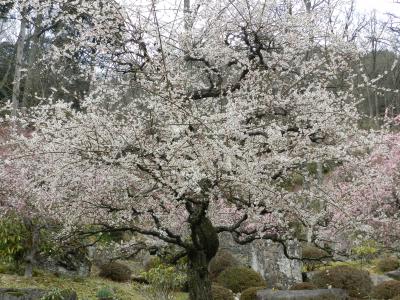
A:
12 10 27 117
184 0 190 32
366 85 374 118
23 219 40 278
368 11 379 120
303 0 311 13
22 13 43 109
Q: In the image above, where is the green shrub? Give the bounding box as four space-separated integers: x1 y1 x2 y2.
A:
376 256 400 272
0 216 28 263
139 263 187 300
208 249 239 279
142 263 186 290
98 262 132 282
351 240 378 264
371 280 400 299
302 245 329 271
240 286 265 300
212 284 234 300
0 262 24 275
96 287 116 300
0 215 57 266
311 265 372 298
290 282 317 290
143 256 162 271
216 266 266 293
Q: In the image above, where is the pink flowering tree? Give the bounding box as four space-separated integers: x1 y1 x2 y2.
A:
0 0 384 298
0 125 47 278
325 130 400 251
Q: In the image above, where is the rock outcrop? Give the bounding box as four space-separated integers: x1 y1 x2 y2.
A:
219 233 302 289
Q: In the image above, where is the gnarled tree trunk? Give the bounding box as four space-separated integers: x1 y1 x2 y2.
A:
187 215 219 300
187 249 214 300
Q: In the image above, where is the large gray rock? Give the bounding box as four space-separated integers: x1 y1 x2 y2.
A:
302 271 318 282
0 289 77 300
39 250 91 277
256 289 348 300
385 269 400 280
370 273 393 286
219 233 302 289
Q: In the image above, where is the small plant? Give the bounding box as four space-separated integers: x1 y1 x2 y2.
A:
351 240 378 267
240 286 265 300
96 286 116 300
290 282 317 290
41 288 76 300
212 284 234 300
376 256 400 272
311 265 372 298
216 266 266 293
371 280 400 299
208 249 239 279
98 261 132 282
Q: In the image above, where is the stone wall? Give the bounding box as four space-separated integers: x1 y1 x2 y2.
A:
219 233 302 289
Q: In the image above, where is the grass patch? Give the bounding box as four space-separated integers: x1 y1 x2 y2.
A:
0 272 188 300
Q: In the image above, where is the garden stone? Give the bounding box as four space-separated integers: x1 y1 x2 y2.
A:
256 288 348 300
385 269 400 280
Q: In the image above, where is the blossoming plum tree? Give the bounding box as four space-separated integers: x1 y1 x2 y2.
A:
326 130 400 251
0 0 384 298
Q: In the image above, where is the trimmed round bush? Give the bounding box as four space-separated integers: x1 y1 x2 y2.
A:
302 245 329 260
290 282 317 290
376 256 400 272
302 245 329 271
212 284 234 300
311 265 372 298
240 286 265 300
98 261 132 282
209 249 239 279
216 266 266 293
371 280 400 299
96 286 115 300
